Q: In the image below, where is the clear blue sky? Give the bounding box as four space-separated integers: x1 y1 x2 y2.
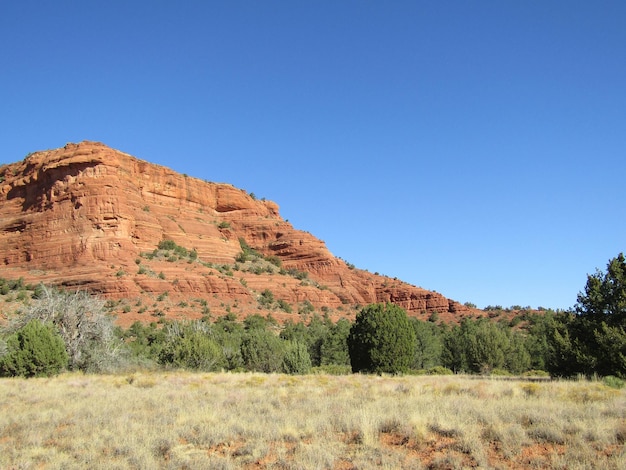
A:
1 1 624 310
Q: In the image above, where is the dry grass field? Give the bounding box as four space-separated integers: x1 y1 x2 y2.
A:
0 372 624 469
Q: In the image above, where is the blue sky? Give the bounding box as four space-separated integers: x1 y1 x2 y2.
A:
1 1 624 310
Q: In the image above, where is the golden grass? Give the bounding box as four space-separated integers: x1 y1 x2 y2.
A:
0 373 624 469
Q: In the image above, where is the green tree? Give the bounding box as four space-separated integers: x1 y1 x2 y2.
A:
280 315 332 367
442 323 470 373
282 341 312 374
214 313 245 335
304 315 331 366
505 331 532 374
120 321 166 364
576 253 626 326
466 320 509 373
554 253 626 378
593 322 626 377
545 313 591 377
523 311 557 371
320 318 351 366
443 318 524 374
240 329 285 373
212 314 244 370
0 320 68 377
280 320 309 344
410 318 443 369
347 303 416 374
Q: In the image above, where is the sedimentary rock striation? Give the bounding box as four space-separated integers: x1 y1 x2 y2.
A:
0 141 475 325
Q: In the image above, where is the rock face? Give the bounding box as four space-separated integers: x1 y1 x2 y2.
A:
0 141 476 326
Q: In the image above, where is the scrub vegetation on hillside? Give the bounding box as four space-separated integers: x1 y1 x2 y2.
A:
1 253 626 379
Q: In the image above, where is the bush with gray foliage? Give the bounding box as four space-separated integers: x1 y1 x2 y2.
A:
6 286 124 372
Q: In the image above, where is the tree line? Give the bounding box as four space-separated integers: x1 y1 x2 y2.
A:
1 253 625 379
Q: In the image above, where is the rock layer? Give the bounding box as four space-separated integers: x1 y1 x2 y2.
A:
0 141 476 325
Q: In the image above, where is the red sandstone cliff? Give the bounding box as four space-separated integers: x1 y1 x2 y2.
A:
0 141 476 326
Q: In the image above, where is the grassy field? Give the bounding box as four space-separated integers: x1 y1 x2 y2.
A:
0 372 624 469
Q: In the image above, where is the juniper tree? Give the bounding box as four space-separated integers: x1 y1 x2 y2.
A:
347 303 416 374
0 319 68 377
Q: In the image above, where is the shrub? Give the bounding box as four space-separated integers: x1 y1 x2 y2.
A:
243 314 273 331
311 364 352 375
32 283 45 299
158 239 177 251
427 366 454 375
291 269 308 280
277 299 292 313
240 330 285 373
521 370 550 378
282 341 312 374
428 311 440 323
237 238 263 263
521 382 542 397
173 245 188 258
258 289 274 308
266 255 282 268
158 322 225 371
9 286 123 373
0 319 68 377
603 375 625 389
348 303 417 374
298 300 315 315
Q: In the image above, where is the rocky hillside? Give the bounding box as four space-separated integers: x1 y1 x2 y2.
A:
0 141 477 326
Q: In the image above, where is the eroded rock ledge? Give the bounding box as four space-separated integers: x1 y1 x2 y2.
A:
0 141 477 325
